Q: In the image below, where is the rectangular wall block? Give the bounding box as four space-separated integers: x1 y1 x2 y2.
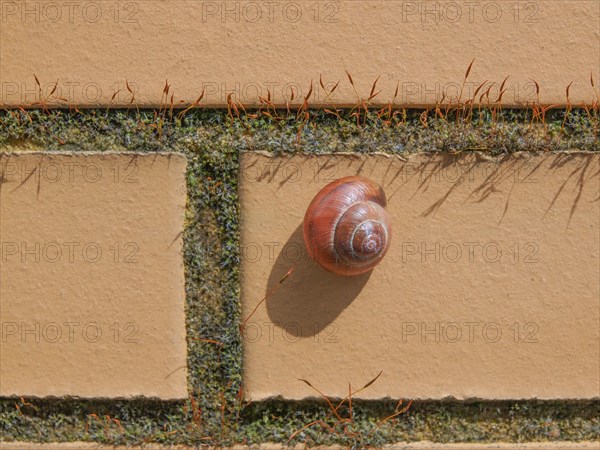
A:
0 152 188 399
1 1 598 107
239 152 600 400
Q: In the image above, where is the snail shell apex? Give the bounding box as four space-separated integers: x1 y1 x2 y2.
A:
303 176 392 276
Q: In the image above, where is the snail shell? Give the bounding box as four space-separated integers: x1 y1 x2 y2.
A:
303 176 392 276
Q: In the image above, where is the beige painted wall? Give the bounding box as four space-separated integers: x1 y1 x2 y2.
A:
0 0 598 108
0 153 188 399
240 152 600 400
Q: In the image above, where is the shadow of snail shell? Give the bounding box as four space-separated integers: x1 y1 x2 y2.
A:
303 176 392 276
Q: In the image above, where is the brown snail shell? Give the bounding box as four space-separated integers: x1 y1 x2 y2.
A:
303 176 392 276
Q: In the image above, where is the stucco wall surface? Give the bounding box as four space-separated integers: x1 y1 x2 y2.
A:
239 152 600 400
0 152 188 399
0 0 598 108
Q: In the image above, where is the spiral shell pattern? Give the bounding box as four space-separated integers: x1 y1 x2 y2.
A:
303 176 392 276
